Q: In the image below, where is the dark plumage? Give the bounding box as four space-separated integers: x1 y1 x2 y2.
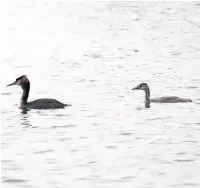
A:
7 75 71 109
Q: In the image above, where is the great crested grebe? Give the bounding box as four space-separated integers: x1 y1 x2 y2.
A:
7 75 71 109
132 83 192 108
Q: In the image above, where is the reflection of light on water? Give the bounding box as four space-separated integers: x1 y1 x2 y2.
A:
135 106 150 111
136 106 142 110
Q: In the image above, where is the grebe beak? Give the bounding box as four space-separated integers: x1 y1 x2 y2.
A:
132 87 138 90
7 81 17 86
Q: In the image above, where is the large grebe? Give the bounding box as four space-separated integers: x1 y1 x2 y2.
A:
132 83 192 108
7 75 71 109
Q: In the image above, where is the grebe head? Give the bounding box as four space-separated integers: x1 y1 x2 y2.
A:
7 75 29 87
132 83 151 108
132 83 149 91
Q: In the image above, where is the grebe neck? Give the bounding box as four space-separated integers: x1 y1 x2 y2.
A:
21 82 30 104
144 88 150 103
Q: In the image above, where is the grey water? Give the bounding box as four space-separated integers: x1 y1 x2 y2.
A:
2 1 200 188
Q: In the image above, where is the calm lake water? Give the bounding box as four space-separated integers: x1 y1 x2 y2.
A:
2 1 200 188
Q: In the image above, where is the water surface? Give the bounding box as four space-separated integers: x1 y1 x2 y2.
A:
2 1 200 188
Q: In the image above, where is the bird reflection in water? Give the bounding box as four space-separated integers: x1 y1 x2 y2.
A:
20 109 32 128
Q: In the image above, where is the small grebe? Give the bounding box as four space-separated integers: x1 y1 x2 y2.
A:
7 75 71 109
132 83 192 108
